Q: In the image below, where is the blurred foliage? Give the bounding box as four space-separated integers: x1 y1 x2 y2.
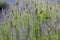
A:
0 0 60 40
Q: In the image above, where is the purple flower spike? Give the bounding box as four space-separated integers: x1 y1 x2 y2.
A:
16 1 19 5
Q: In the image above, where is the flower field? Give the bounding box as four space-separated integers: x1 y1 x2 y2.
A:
0 0 60 40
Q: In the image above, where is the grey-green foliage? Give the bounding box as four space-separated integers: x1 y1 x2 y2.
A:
0 0 60 40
